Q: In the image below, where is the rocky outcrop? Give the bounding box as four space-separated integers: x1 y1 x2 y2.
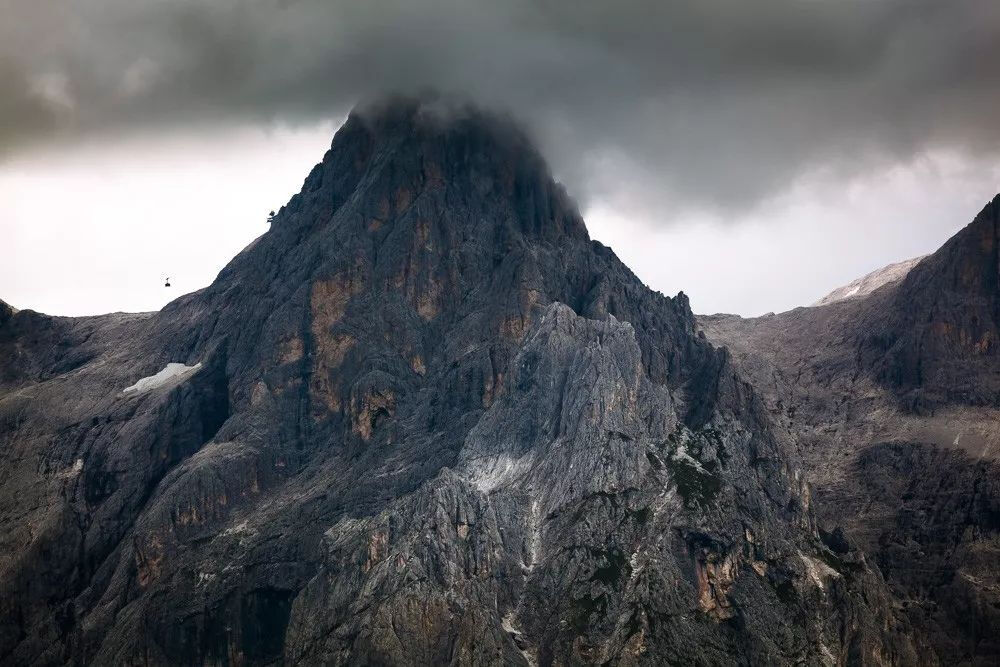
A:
864 196 1000 410
700 195 1000 665
812 257 924 307
1 96 916 665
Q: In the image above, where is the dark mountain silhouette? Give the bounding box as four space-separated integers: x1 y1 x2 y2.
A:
0 97 928 665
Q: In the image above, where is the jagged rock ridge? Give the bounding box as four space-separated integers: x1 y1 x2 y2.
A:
1 97 917 665
812 256 925 307
700 195 1000 665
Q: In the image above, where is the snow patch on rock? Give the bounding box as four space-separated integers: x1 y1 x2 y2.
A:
813 255 925 307
123 362 202 394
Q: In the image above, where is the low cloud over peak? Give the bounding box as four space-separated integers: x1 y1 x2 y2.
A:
2 0 999 214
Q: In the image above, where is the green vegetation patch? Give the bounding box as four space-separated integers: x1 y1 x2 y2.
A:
816 548 863 578
571 593 608 632
667 456 721 508
630 506 652 525
771 578 798 604
591 548 629 586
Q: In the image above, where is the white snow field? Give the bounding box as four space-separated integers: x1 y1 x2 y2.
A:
123 362 202 394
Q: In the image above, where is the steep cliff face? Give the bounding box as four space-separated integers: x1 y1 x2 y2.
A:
863 196 1000 410
700 196 1000 666
1 97 914 665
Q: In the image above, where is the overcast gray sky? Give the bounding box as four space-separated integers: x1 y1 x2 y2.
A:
2 0 999 316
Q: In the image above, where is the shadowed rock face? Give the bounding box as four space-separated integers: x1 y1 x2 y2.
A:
866 196 1000 410
700 195 1000 666
0 97 917 665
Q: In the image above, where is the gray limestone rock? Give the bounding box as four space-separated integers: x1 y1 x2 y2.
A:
700 195 1000 665
1 96 916 665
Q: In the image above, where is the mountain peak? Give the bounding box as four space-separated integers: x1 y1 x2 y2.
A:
699 192 1000 665
351 92 535 151
901 192 1000 298
0 299 16 327
813 255 926 307
1 92 920 664
859 192 1000 407
271 95 588 245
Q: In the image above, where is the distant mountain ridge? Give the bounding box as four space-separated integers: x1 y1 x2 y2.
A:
813 255 926 306
700 194 1000 665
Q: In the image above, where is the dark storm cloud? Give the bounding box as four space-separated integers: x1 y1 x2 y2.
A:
2 0 999 211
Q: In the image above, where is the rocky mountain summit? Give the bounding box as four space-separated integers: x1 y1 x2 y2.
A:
701 195 1000 665
812 256 925 307
0 97 924 665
